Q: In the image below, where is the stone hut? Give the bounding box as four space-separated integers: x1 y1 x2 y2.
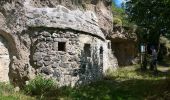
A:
26 6 117 86
0 0 118 87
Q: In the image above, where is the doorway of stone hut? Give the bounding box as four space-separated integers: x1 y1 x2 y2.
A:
0 35 10 82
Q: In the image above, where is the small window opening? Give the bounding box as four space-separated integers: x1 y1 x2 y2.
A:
100 46 103 54
80 64 86 74
58 42 66 51
84 44 91 57
108 42 111 49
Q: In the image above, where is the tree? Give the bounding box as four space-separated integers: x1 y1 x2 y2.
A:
112 1 132 26
125 0 170 45
125 0 170 70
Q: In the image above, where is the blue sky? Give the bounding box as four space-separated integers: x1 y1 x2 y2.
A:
113 0 125 7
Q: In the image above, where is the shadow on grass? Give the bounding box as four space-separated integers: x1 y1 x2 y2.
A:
134 67 170 78
30 66 170 100
57 79 170 100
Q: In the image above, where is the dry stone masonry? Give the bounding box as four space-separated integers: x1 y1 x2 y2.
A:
0 0 118 87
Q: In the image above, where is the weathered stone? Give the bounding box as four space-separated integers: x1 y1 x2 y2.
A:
53 70 60 78
33 52 42 61
43 56 51 61
42 31 51 37
0 36 10 82
53 42 58 51
52 62 59 68
38 35 45 41
58 51 66 55
44 61 52 66
36 61 44 67
68 56 79 62
59 63 70 68
52 33 59 38
41 67 53 75
46 37 53 41
47 50 55 55
52 56 60 62
60 56 68 62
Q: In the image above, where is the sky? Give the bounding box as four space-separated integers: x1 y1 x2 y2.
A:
113 0 125 7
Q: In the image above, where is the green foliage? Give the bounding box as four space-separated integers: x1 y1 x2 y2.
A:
126 0 170 44
57 65 170 100
24 75 57 96
113 18 122 26
0 66 170 100
105 65 169 80
112 2 134 27
1 66 170 100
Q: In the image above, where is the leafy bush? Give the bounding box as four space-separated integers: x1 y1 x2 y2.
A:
113 18 122 26
24 75 57 96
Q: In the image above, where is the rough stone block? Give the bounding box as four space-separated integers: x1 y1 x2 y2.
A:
52 55 61 61
36 60 44 67
46 37 53 41
53 70 60 78
33 52 42 61
44 61 52 66
41 67 53 75
42 31 51 37
59 63 70 68
61 56 68 62
43 56 51 61
52 62 59 68
53 42 58 51
47 50 55 55
52 33 59 38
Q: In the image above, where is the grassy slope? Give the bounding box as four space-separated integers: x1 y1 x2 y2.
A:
59 65 170 100
1 65 170 100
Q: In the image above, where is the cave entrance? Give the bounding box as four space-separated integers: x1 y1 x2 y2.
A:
0 35 10 82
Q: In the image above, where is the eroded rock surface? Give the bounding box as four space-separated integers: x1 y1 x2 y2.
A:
0 36 10 82
109 26 138 66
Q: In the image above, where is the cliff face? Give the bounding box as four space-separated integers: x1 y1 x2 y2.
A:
0 0 115 87
0 0 112 35
28 0 113 34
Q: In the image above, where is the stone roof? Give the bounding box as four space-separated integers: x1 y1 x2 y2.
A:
25 5 105 40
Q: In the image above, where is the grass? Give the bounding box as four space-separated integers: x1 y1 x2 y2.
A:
58 65 170 100
0 65 170 100
0 83 35 100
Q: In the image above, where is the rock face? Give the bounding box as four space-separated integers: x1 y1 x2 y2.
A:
0 36 10 82
109 26 138 66
0 0 117 87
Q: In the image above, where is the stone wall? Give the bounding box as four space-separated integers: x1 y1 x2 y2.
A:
29 28 110 86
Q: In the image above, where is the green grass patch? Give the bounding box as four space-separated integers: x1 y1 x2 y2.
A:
0 83 35 100
1 65 170 100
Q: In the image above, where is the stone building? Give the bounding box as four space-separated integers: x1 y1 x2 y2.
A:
0 0 118 87
27 5 117 86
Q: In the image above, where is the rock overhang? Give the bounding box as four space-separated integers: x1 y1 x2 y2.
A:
25 5 106 40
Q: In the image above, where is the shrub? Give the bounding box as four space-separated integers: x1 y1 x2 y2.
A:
24 75 57 96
